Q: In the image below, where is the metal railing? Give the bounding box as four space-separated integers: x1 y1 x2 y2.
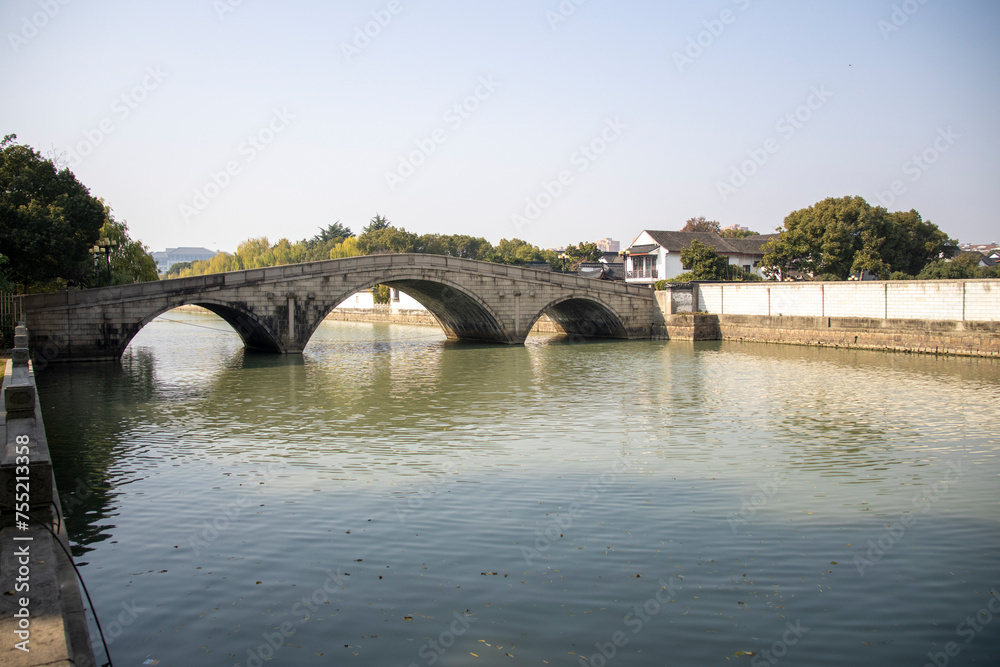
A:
1 292 23 348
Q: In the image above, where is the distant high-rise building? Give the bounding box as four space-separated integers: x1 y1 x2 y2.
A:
722 224 749 233
595 238 620 252
152 247 219 274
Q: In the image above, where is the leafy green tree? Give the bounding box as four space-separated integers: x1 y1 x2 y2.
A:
309 221 353 246
357 226 418 254
96 209 159 285
328 237 363 259
0 253 12 292
363 213 391 234
720 228 761 239
0 134 106 290
916 254 998 280
416 233 493 259
564 242 603 263
879 209 951 276
372 284 391 304
681 240 730 280
681 216 721 233
165 261 192 278
849 230 890 279
486 238 551 266
235 237 273 269
300 221 355 261
761 196 951 280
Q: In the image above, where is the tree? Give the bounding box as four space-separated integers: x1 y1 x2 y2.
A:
328 236 363 259
879 209 952 276
363 213 391 234
235 237 274 269
96 208 159 285
720 227 761 239
356 225 418 254
309 221 353 247
165 261 192 278
372 284 391 304
415 233 492 260
916 254 998 280
849 230 890 280
681 216 721 233
0 134 106 290
486 238 551 266
681 240 730 280
564 242 604 263
0 253 12 292
760 196 952 280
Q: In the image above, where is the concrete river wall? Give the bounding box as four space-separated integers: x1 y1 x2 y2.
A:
0 326 96 666
655 279 1000 357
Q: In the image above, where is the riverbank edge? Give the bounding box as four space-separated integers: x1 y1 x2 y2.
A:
1 330 97 667
323 308 564 333
654 312 1000 357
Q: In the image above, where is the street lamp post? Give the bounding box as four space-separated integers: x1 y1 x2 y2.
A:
94 238 117 286
90 245 102 287
559 252 569 273
618 249 630 281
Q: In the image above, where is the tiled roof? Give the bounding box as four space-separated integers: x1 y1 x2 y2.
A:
633 231 778 256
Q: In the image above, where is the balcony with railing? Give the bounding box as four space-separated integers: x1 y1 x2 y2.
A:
626 268 658 280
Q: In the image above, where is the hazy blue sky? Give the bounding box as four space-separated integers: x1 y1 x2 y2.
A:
3 0 998 253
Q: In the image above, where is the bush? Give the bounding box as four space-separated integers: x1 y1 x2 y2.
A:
653 280 668 290
667 272 697 283
814 273 842 281
889 271 913 280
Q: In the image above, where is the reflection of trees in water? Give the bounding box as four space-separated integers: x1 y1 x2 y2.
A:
37 353 161 555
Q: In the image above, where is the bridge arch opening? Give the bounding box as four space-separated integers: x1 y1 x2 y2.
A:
381 279 510 344
535 296 629 340
120 301 284 358
309 277 511 347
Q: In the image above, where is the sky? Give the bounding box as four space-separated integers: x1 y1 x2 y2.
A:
2 0 998 254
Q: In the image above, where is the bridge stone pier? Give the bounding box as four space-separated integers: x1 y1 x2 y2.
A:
21 254 656 364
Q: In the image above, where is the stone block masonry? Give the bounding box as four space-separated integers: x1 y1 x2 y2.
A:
20 255 657 363
713 314 1000 357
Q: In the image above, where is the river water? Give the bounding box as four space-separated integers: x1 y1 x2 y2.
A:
35 309 1000 666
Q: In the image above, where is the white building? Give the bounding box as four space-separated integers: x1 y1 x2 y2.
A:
335 288 428 311
152 247 219 274
623 230 779 284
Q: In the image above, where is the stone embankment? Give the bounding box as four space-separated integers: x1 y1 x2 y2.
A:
0 326 97 667
653 280 1000 357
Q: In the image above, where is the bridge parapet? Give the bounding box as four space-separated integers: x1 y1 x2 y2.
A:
21 255 656 363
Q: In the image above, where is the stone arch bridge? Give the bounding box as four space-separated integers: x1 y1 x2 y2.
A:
21 254 657 363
